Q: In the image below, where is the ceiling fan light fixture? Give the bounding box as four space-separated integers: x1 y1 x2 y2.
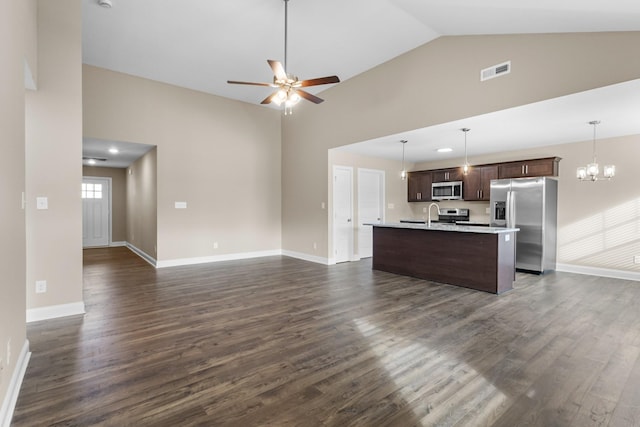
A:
226 0 339 112
286 91 301 106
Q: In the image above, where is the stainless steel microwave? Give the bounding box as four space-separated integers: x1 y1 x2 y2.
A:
431 181 463 200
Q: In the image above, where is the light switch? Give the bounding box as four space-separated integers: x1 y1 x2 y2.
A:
36 197 48 210
388 203 395 209
175 201 187 209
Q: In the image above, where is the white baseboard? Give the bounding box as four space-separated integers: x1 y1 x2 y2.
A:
26 301 85 323
282 250 330 265
0 340 30 427
126 242 157 267
556 263 640 282
157 250 282 268
110 241 126 247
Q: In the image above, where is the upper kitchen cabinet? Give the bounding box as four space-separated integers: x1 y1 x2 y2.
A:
498 157 561 179
432 168 463 182
463 165 498 201
407 171 432 202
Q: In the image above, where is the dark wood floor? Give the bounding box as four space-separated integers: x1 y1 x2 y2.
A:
12 247 640 426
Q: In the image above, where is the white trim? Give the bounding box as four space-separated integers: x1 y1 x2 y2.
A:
357 167 385 260
332 165 354 263
157 250 282 268
110 241 126 247
26 302 85 323
556 263 640 282
282 250 331 266
0 340 30 427
126 242 157 267
82 176 112 248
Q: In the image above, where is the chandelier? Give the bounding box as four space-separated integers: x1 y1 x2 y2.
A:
576 120 615 181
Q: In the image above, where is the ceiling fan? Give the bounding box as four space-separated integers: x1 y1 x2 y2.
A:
227 0 340 114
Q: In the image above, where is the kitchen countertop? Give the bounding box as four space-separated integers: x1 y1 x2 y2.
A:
370 222 518 234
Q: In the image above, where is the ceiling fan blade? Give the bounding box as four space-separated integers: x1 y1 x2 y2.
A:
227 80 276 87
267 60 288 81
297 89 324 104
260 92 277 105
299 76 340 87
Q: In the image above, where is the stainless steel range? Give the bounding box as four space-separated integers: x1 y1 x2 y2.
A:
400 208 469 224
436 208 469 223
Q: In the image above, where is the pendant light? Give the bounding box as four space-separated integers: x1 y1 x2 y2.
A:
576 120 615 181
400 140 407 180
461 128 470 175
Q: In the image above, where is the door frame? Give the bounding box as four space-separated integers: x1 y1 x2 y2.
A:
82 176 112 248
357 168 385 259
331 165 354 264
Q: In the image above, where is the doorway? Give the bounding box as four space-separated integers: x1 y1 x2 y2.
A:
82 176 111 247
357 168 385 259
332 166 353 263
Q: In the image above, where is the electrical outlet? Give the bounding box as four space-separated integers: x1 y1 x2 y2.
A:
313 242 317 250
36 280 47 293
486 207 491 214
213 242 219 249
634 256 640 264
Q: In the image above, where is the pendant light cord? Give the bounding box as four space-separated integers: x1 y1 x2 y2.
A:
591 121 598 163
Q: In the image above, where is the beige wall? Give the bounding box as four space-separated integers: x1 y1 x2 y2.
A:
282 32 640 262
83 166 127 243
83 66 282 262
25 0 82 310
126 148 158 258
0 0 30 410
406 134 640 272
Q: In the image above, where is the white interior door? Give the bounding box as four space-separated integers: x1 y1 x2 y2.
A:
333 166 353 263
358 168 384 259
82 177 110 247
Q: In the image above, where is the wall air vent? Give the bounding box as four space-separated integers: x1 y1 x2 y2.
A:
480 61 511 82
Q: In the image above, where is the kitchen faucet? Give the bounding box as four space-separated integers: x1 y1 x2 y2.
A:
428 202 440 227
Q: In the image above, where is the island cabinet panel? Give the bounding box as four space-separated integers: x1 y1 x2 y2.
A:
432 168 463 182
407 171 432 202
463 165 498 201
498 157 560 179
372 227 516 294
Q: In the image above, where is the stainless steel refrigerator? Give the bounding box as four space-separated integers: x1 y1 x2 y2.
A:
490 177 558 273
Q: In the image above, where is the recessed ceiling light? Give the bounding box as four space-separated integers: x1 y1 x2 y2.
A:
437 147 453 153
109 148 119 154
98 0 112 8
88 159 97 165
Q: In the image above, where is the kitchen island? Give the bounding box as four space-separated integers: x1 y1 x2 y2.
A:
371 223 519 294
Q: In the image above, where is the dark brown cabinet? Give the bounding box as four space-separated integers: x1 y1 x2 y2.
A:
463 165 498 201
407 171 432 202
498 157 560 179
431 168 463 182
409 157 560 202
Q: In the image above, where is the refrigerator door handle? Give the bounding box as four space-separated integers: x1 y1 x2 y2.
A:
507 190 516 228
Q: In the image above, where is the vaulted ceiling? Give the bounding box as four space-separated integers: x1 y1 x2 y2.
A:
81 0 640 164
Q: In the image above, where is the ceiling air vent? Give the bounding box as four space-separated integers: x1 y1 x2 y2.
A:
480 61 511 82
